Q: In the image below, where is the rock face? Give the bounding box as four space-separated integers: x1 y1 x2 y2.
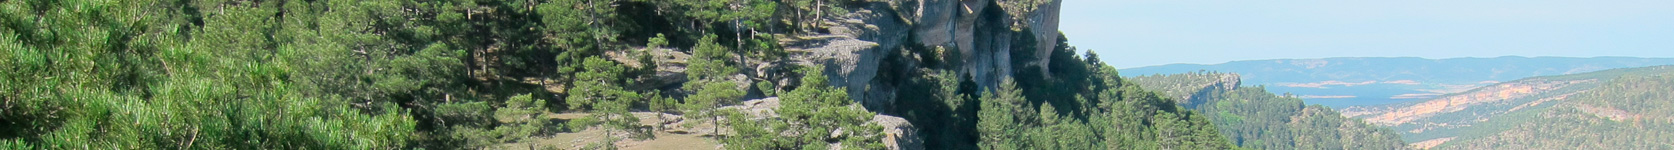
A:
1178 74 1242 106
997 0 1065 77
1126 73 1242 107
773 2 1062 149
785 2 909 110
871 115 924 150
728 97 783 119
626 47 691 91
789 0 1064 110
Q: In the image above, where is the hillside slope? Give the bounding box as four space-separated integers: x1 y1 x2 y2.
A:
1122 57 1674 107
1129 72 1409 150
0 0 1237 149
1339 65 1674 149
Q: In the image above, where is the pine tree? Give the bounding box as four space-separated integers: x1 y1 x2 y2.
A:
934 71 977 149
683 35 743 136
567 57 645 147
647 90 678 131
494 94 550 144
978 78 1031 150
724 66 884 149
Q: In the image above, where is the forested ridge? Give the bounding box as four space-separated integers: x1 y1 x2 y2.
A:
1437 69 1674 149
1129 72 1409 150
2 0 1238 149
1337 65 1674 149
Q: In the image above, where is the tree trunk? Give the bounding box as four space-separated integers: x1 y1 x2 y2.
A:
712 107 720 136
656 111 665 132
814 0 823 31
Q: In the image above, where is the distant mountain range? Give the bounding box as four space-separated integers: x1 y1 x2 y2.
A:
1120 56 1674 107
1340 65 1674 149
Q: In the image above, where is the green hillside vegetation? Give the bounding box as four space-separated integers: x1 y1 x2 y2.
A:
1339 66 1674 147
880 33 1237 149
1130 72 1409 150
1121 57 1674 107
1 0 1237 149
1425 66 1674 149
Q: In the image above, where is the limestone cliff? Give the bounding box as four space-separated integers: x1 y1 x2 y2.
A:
751 2 1062 149
783 0 1064 110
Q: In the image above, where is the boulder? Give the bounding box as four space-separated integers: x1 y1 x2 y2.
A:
872 114 924 150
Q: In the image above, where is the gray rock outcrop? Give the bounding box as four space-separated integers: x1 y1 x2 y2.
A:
766 2 1064 149
872 114 924 150
626 47 691 91
785 2 909 110
787 0 1064 110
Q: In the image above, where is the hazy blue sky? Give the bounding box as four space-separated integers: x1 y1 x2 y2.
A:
1060 0 1674 68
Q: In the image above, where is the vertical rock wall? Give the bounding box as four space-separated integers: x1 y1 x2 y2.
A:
776 1 1065 149
787 0 1063 109
903 0 1061 91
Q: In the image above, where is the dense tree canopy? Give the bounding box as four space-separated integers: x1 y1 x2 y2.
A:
2 0 1259 149
890 34 1238 149
1130 72 1409 150
722 66 884 150
1434 67 1674 150
0 0 857 148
